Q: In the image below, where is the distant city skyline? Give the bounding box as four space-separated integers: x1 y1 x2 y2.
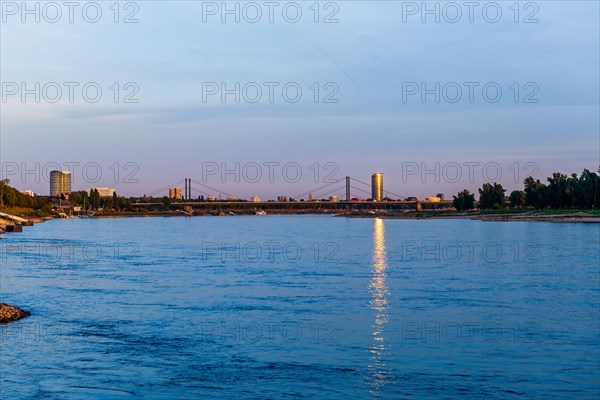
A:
4 162 600 200
1 2 598 198
5 163 600 203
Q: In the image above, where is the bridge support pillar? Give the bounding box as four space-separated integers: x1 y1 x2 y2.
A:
346 176 350 201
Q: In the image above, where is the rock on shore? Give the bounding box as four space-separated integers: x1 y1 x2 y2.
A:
0 217 10 234
0 303 30 323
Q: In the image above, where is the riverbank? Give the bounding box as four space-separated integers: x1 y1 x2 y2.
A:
90 209 338 218
44 209 600 222
4 209 599 224
338 210 600 223
0 214 52 236
0 303 30 323
473 212 600 223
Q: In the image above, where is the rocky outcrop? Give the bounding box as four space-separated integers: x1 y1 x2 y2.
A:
0 216 26 235
0 303 30 323
0 217 10 233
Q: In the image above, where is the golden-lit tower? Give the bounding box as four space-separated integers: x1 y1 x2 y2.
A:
49 170 71 197
371 173 383 201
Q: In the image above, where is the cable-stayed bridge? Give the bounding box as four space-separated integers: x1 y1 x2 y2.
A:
134 177 450 211
143 176 406 201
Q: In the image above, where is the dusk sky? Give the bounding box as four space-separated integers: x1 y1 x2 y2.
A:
1 1 598 198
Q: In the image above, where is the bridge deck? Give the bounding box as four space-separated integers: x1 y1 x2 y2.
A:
131 201 452 210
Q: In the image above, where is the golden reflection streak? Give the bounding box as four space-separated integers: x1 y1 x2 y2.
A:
367 218 391 395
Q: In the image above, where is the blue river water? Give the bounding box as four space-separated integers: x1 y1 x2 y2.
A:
1 216 599 399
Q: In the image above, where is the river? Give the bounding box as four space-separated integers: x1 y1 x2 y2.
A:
1 216 598 398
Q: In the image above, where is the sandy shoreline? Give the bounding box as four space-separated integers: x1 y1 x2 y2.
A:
473 214 600 223
338 212 600 223
4 212 597 224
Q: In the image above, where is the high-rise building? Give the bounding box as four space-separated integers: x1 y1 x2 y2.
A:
169 187 183 200
371 173 383 201
50 170 71 197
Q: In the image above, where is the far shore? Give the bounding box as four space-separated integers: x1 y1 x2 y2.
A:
77 210 600 223
2 209 599 236
338 211 600 223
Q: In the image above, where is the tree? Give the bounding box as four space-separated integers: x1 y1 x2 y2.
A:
524 177 547 209
452 189 475 211
0 179 9 207
81 191 90 210
479 183 506 209
112 191 118 209
0 180 37 209
89 189 101 210
117 196 131 210
509 190 525 208
546 172 569 208
573 169 600 209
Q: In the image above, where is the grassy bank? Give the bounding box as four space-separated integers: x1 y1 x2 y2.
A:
0 206 53 218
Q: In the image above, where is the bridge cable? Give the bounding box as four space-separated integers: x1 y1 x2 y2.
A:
293 179 343 199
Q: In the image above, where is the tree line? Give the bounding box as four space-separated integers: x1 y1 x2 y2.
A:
0 180 131 212
453 169 600 211
69 190 131 211
0 179 48 210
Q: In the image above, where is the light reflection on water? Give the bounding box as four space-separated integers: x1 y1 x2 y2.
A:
367 218 393 395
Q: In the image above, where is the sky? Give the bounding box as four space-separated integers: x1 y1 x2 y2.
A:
1 0 599 199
